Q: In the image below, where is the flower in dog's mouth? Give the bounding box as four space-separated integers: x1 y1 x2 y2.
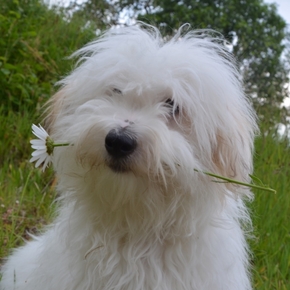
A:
28 125 275 193
30 124 70 171
30 124 54 171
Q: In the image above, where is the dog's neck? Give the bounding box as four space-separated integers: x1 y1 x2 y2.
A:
52 168 230 288
56 168 207 242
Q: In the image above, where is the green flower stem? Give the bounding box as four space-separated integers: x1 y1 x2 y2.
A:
53 143 71 148
46 138 71 155
43 143 276 194
194 169 276 194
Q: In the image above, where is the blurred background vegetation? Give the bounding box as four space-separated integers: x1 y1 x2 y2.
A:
0 0 289 288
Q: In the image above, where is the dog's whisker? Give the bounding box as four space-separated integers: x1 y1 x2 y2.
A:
85 245 104 260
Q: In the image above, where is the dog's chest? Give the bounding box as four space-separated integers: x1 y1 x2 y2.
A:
80 236 194 290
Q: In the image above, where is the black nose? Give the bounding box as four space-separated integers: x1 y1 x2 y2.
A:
105 129 137 158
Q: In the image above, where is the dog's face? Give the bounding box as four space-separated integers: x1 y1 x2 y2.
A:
46 26 256 195
49 82 196 184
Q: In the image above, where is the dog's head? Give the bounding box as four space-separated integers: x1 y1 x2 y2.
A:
45 25 257 197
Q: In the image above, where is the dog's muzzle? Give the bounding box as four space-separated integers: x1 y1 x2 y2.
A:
105 128 137 172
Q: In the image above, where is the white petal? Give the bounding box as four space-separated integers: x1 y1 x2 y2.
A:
30 155 40 163
32 131 45 141
32 124 48 140
35 155 47 168
42 157 51 171
30 139 46 146
32 124 45 137
31 150 47 157
31 145 47 150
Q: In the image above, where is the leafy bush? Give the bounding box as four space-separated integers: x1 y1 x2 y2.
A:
0 0 95 114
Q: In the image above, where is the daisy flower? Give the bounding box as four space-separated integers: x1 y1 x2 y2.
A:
30 124 54 171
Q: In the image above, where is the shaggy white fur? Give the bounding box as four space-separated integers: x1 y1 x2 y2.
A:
1 24 258 290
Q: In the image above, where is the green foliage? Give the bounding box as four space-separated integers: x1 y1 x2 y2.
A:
118 0 290 126
0 108 57 259
0 107 34 165
66 0 120 28
250 134 290 289
0 161 56 260
0 0 95 114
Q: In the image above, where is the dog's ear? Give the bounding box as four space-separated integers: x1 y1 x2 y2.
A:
43 88 67 135
211 114 255 188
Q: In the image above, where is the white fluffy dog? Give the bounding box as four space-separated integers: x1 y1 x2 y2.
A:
1 24 257 290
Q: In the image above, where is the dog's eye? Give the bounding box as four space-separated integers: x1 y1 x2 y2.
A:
106 88 122 97
112 88 122 95
165 98 179 115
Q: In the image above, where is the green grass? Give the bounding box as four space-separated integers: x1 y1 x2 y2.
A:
0 162 57 259
0 110 57 260
250 135 290 289
0 110 289 289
